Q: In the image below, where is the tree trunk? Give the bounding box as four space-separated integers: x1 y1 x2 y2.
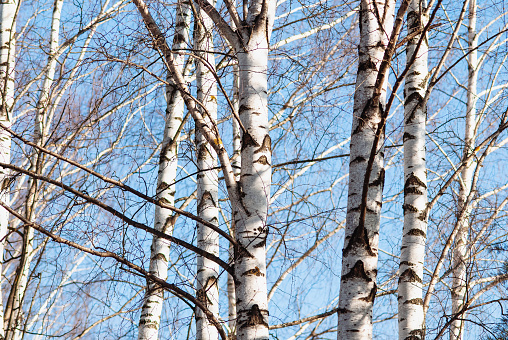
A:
337 0 395 338
195 1 220 339
227 65 240 340
0 0 16 337
450 0 477 338
137 1 191 338
398 0 429 339
233 24 274 340
5 1 63 338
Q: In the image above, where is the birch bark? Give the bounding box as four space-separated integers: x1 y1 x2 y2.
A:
195 2 220 339
0 0 16 337
227 65 240 339
233 14 276 337
450 0 477 338
137 1 191 338
398 0 429 338
337 0 395 338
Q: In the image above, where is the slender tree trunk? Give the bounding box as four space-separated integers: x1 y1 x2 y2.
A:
137 1 191 338
398 0 429 339
0 0 16 337
195 2 220 339
337 0 395 338
234 29 273 340
5 1 63 338
227 64 240 340
450 0 477 338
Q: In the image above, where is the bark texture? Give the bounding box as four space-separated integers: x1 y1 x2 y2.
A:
195 1 220 339
227 65 240 339
450 0 477 338
398 1 429 339
233 4 276 337
337 0 395 338
0 0 16 337
137 1 191 338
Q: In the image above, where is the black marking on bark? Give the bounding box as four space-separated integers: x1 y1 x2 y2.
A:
354 99 373 134
198 143 210 160
242 266 264 277
399 268 423 283
405 172 427 189
404 298 423 305
253 238 266 248
159 197 171 204
343 224 375 257
407 10 422 30
157 182 170 193
358 58 377 72
403 132 416 141
197 191 215 213
403 204 418 213
369 169 385 187
337 308 352 314
254 155 270 165
152 253 168 262
400 261 415 267
254 134 271 153
405 187 423 195
359 283 377 303
234 243 254 260
173 33 186 44
342 260 372 281
417 210 427 222
351 156 367 163
241 132 259 151
405 328 424 340
406 228 426 237
405 92 424 123
239 304 268 329
239 104 252 114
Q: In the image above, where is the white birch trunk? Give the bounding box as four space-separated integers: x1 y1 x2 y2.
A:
450 0 477 338
227 65 240 339
195 2 220 339
137 1 191 338
0 0 16 337
5 2 63 339
234 31 273 340
398 1 428 339
337 0 395 338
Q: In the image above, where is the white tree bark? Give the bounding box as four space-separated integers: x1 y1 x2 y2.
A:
0 0 16 337
227 65 240 339
450 0 477 338
337 0 395 338
195 2 220 339
398 1 429 339
137 1 191 338
233 3 276 337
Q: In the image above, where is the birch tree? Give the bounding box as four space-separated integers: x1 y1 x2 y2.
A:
398 0 429 338
0 0 16 336
337 0 395 337
450 1 477 339
137 0 192 338
194 1 220 338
